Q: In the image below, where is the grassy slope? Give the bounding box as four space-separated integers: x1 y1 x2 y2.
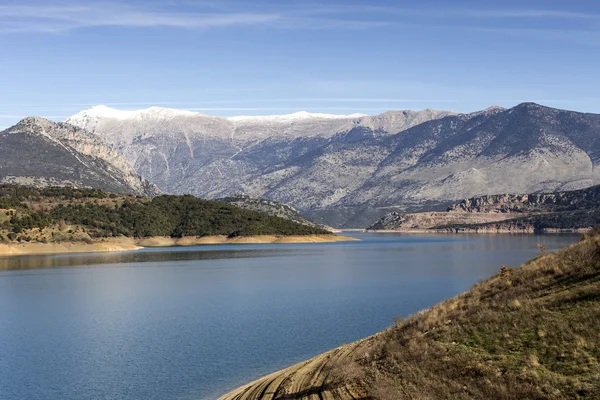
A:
220 233 600 400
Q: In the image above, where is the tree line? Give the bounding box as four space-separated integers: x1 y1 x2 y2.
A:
1 185 328 240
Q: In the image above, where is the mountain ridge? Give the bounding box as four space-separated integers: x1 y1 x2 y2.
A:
63 102 600 227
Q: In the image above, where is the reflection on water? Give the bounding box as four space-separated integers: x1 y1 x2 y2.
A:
0 247 284 271
0 232 580 272
0 233 580 400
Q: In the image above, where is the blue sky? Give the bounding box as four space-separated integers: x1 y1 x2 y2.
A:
1 0 600 128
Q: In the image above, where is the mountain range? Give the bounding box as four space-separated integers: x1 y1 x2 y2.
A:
64 102 600 227
1 102 599 228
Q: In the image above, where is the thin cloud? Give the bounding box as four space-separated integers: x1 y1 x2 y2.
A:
448 9 599 20
311 4 600 21
0 3 281 33
2 2 598 35
0 114 70 119
0 1 386 33
0 99 454 109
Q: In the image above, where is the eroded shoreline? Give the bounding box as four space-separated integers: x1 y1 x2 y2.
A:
0 234 356 258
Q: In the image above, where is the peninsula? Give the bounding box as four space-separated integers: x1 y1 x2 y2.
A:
0 185 352 257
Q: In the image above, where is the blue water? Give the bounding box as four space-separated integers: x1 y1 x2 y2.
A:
0 233 578 399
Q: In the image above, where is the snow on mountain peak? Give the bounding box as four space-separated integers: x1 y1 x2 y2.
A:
65 105 207 133
227 111 368 123
70 105 201 121
67 106 369 126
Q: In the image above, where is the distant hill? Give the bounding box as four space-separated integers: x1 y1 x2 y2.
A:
0 185 329 244
369 184 600 233
66 103 600 227
0 117 158 197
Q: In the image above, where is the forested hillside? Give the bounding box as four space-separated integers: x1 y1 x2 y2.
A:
0 185 329 244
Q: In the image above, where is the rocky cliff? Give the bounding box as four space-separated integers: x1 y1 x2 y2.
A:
449 184 600 213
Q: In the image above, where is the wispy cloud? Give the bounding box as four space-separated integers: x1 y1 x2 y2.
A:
0 1 388 33
291 4 600 39
0 98 458 109
2 1 599 36
315 4 600 21
0 2 281 33
0 114 69 119
460 10 598 19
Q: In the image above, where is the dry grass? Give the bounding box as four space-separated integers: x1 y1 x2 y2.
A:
351 235 600 399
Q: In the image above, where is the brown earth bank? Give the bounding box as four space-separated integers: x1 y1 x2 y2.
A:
0 237 142 257
218 232 600 400
135 235 356 247
0 235 356 257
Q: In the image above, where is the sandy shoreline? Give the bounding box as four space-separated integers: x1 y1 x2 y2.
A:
0 234 356 257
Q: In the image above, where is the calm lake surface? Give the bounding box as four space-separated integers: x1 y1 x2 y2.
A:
0 233 578 400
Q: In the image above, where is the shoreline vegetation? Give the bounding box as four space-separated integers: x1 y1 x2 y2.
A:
219 231 600 399
0 234 355 257
0 185 356 258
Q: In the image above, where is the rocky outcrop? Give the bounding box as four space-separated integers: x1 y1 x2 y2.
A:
0 117 158 196
218 195 328 230
449 184 600 214
448 194 531 213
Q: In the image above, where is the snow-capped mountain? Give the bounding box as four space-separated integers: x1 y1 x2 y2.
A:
65 103 600 227
67 105 203 131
